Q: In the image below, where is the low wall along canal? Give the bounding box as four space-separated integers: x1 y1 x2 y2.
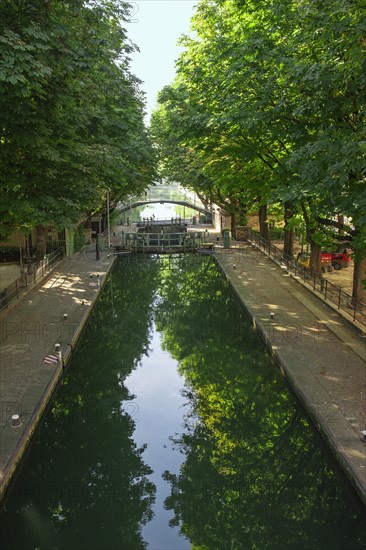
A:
0 255 365 549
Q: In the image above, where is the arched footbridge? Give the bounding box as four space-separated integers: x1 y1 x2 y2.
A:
117 197 212 216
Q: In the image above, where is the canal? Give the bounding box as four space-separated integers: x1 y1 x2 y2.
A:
0 255 365 549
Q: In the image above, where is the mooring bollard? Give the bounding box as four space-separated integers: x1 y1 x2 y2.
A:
11 414 22 428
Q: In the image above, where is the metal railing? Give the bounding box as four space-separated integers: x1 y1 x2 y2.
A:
117 232 205 253
0 248 64 313
117 185 211 215
241 229 366 328
136 217 188 227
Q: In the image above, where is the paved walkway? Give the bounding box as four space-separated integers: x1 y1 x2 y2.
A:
0 264 22 291
0 244 115 499
216 245 366 505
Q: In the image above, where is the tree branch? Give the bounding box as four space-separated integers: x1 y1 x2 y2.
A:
316 216 357 237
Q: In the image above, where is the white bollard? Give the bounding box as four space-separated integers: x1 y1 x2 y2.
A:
11 414 22 428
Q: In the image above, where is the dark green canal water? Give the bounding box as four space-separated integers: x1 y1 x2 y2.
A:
1 255 365 550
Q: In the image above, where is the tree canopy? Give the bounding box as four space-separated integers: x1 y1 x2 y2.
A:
0 0 156 239
151 0 366 300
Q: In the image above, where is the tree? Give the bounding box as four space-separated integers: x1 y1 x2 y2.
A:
151 0 366 302
0 0 155 243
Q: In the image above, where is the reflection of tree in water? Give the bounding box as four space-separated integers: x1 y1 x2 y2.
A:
155 255 365 550
0 257 161 550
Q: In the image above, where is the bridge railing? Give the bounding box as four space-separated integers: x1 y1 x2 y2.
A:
118 186 210 214
178 187 207 210
136 216 213 225
142 185 200 202
120 197 207 210
136 217 188 227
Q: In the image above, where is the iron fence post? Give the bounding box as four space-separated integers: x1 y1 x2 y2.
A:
320 277 324 293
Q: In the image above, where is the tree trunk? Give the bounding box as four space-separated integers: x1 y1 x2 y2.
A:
352 257 366 307
337 214 344 237
301 202 322 277
36 225 47 261
258 204 269 241
310 244 322 277
283 201 295 258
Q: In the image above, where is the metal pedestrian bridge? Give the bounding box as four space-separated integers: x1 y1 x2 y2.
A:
118 198 211 215
117 184 212 216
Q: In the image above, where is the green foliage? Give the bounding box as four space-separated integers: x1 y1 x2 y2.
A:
151 0 366 295
73 224 85 253
0 0 156 239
